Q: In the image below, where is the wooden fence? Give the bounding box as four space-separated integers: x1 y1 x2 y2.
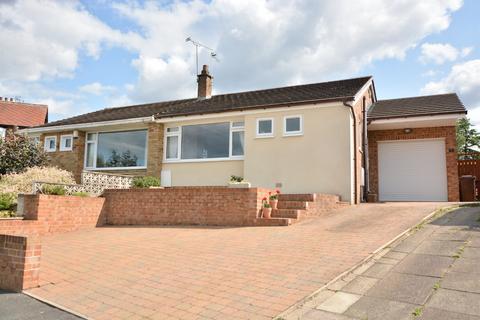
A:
458 153 480 199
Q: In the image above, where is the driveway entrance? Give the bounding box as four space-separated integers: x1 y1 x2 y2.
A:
25 203 451 320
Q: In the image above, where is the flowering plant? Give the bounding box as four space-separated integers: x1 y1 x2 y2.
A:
269 189 281 201
262 197 271 208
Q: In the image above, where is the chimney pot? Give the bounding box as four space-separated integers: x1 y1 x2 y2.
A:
197 64 212 99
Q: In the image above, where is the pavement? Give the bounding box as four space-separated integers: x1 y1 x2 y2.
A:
22 202 449 320
282 205 480 320
0 290 81 320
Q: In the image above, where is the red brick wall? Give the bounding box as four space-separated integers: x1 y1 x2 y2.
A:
104 187 272 226
0 195 106 236
368 126 459 201
0 234 41 292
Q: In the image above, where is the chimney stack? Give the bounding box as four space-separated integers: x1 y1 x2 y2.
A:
197 65 212 99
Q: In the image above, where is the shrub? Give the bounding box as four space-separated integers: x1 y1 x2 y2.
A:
41 185 66 196
0 210 16 218
132 176 161 188
0 193 16 210
229 175 244 183
0 166 75 196
72 191 89 197
0 134 47 175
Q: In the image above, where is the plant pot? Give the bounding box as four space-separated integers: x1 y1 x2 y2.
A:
228 182 251 188
262 207 272 219
269 199 278 210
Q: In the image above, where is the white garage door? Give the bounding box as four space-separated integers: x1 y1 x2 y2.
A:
378 139 448 201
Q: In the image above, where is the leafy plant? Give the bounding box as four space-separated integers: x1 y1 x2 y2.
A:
269 189 281 200
0 134 47 175
0 193 16 210
72 191 90 197
0 210 16 218
230 175 244 183
262 197 271 208
132 176 161 188
41 185 66 196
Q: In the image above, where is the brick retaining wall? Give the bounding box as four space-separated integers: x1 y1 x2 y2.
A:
0 234 41 292
104 187 272 226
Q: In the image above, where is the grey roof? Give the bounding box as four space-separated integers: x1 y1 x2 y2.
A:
38 76 372 128
368 93 467 120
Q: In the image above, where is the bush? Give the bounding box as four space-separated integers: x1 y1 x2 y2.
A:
132 176 161 188
230 175 244 183
0 166 75 196
41 185 66 195
0 210 16 218
0 193 15 210
0 134 47 175
72 191 89 197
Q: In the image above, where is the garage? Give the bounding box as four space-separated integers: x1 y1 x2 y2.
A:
378 139 448 201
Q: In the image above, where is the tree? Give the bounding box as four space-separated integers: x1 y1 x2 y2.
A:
456 118 480 155
0 134 47 175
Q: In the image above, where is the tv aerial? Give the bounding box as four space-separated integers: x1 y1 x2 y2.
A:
185 37 219 74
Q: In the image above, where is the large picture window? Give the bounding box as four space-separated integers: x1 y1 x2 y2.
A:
85 130 147 169
165 121 244 161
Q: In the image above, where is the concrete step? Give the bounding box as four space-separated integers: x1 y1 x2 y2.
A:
272 209 304 219
277 200 308 210
278 194 315 202
253 218 292 226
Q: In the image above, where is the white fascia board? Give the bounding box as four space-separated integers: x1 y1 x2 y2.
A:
369 113 465 125
20 116 155 134
155 101 343 123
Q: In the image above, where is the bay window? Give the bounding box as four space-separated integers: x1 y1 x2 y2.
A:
165 121 244 161
85 130 148 169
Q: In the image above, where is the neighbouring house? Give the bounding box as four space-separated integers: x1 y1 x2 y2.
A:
0 97 48 139
22 65 466 203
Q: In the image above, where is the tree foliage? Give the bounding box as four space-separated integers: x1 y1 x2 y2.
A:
456 118 480 155
0 134 47 175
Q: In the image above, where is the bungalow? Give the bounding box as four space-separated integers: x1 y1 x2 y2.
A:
24 65 466 203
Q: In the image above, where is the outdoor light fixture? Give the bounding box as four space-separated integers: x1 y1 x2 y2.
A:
73 130 79 139
404 128 412 134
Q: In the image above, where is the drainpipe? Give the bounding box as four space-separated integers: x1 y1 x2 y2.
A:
343 99 358 204
362 98 370 202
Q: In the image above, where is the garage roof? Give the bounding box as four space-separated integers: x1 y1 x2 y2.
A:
368 93 467 120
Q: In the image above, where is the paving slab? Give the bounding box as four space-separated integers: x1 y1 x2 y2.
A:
340 276 378 295
414 240 463 257
392 253 454 277
301 309 358 320
462 246 480 259
383 251 408 260
344 296 417 320
442 271 480 294
391 228 435 253
427 288 480 316
365 272 437 305
468 238 480 247
361 262 394 278
430 230 471 241
419 307 480 320
316 292 361 314
450 257 480 274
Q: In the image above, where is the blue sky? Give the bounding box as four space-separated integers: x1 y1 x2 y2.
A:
0 0 479 125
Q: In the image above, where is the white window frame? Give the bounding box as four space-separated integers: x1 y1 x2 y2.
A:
60 135 73 151
283 115 303 137
0 127 5 139
256 118 274 138
84 129 148 170
44 136 57 152
163 121 245 163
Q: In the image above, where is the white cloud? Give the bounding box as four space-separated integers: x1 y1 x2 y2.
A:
79 82 115 96
112 0 463 102
420 42 473 64
422 59 480 125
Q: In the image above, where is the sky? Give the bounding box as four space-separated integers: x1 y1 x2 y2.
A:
0 0 479 126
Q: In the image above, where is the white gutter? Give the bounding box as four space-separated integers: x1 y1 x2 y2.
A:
20 116 155 134
368 113 465 125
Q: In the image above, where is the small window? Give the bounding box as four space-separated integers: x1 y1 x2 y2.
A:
284 115 303 136
60 135 73 151
166 127 179 133
256 118 274 138
232 121 245 128
44 136 57 152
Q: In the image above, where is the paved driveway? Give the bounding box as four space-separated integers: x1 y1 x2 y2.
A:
25 203 451 320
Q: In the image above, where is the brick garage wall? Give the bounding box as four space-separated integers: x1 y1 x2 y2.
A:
368 126 459 202
0 234 41 292
104 187 272 226
41 131 85 183
0 195 106 236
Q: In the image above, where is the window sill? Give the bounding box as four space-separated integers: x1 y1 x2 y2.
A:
85 167 147 171
283 132 303 137
163 157 244 164
255 135 274 139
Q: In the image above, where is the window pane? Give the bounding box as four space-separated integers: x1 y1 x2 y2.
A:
166 136 178 159
286 117 301 132
49 139 55 149
181 123 229 159
232 121 244 128
87 133 96 141
86 143 95 167
167 127 179 133
258 120 272 134
232 131 244 156
96 130 147 168
63 137 72 148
